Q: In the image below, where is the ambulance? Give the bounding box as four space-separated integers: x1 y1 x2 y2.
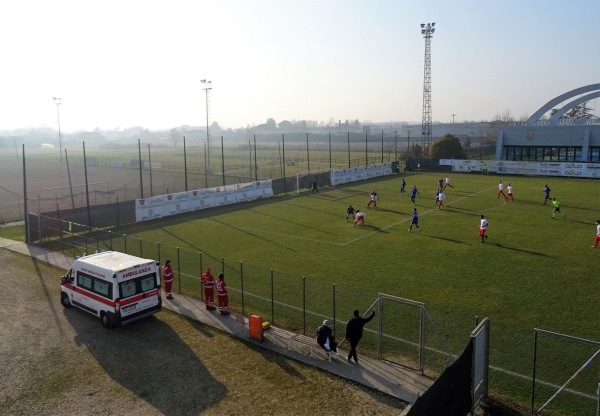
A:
60 251 162 328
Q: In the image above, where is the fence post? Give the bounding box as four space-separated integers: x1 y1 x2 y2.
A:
139 238 142 257
96 229 99 253
156 242 160 264
123 234 127 253
531 330 538 414
60 230 64 254
199 252 204 302
221 257 224 273
302 275 306 335
240 261 245 316
177 247 181 294
270 269 274 325
71 232 75 258
108 231 112 250
84 228 88 254
419 306 425 374
332 284 336 337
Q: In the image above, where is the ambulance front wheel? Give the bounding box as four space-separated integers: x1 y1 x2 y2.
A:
60 293 71 308
101 312 112 329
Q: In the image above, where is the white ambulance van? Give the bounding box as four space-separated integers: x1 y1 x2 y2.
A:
60 251 162 328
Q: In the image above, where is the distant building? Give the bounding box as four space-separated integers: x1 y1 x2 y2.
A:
495 84 600 162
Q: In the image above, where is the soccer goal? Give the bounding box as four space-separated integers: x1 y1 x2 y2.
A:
296 168 333 195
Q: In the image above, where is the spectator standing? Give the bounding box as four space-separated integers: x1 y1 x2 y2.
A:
482 163 488 174
201 267 215 310
215 272 230 315
479 215 489 243
162 259 174 300
592 220 600 248
345 309 375 364
400 178 407 194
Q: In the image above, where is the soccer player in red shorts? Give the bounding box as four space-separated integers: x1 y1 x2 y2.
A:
497 181 506 199
479 214 488 243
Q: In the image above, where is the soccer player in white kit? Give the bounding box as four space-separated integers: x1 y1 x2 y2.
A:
506 183 514 201
497 181 506 199
479 214 489 243
354 210 366 227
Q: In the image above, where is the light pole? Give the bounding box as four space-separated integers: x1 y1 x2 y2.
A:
201 79 212 173
53 97 63 161
420 22 435 150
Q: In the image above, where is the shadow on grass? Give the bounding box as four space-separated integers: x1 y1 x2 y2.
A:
421 235 471 245
486 242 556 258
209 217 300 252
65 310 227 415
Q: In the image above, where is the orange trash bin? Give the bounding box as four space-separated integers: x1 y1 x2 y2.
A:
249 314 264 342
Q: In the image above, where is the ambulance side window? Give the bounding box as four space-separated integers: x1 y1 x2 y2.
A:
77 273 93 290
140 274 157 291
93 279 112 298
120 280 138 298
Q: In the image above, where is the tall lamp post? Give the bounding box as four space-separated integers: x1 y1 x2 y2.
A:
53 97 63 161
201 79 212 173
420 22 435 150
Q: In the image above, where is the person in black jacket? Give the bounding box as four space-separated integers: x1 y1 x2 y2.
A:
345 309 375 364
316 320 337 361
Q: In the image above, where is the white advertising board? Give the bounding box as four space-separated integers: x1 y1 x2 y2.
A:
135 180 274 222
330 162 393 185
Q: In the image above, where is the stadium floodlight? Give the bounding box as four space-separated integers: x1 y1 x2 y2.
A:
420 22 436 149
53 97 63 162
201 79 212 173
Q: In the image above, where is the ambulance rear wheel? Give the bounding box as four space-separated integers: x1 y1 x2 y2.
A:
101 312 111 329
60 293 71 308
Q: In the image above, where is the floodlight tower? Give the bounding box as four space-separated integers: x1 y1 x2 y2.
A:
53 97 63 161
420 22 435 149
201 79 212 172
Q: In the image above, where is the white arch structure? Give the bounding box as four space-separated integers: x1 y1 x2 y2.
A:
526 83 600 126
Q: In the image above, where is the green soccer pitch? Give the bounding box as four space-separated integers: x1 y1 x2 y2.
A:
115 171 599 412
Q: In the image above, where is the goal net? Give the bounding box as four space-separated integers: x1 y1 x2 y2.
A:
296 168 333 195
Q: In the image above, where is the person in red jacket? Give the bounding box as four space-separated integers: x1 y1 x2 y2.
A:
215 272 230 315
162 259 174 300
201 267 215 310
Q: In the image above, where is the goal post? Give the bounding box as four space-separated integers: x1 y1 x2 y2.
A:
296 168 333 195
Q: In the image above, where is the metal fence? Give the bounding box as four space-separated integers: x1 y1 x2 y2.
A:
2 132 497 223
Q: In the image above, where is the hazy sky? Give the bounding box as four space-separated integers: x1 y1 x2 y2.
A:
1 0 599 132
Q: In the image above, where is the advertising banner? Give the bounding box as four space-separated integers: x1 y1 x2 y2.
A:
135 180 274 222
331 162 393 185
440 160 600 179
